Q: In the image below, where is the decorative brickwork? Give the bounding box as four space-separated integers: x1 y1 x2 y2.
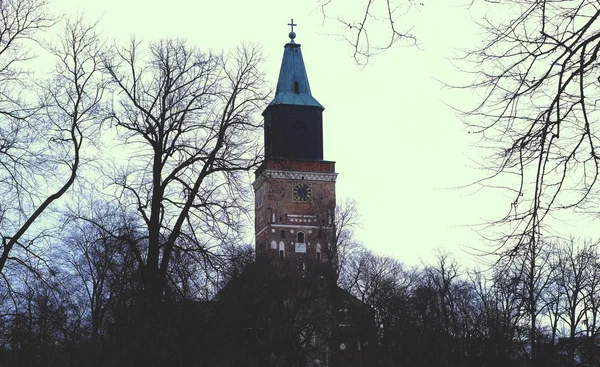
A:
254 173 336 266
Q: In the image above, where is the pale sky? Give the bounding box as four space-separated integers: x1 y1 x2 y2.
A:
47 0 593 267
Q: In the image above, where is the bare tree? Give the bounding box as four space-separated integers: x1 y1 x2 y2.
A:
551 239 597 366
581 246 600 364
61 201 141 345
425 251 464 342
103 40 268 303
0 0 52 117
318 0 419 63
0 16 104 275
462 1 600 265
0 0 52 271
493 238 556 365
344 249 415 366
470 268 527 365
309 197 364 367
311 198 361 285
456 3 600 363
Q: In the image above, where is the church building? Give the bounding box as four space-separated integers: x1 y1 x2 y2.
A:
251 21 373 367
253 21 336 276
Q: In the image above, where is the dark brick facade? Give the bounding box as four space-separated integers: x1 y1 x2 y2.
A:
254 158 336 268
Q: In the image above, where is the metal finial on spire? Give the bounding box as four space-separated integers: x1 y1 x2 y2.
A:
288 19 297 32
288 19 297 41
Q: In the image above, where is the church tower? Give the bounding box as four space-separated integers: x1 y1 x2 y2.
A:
249 24 373 367
253 22 337 273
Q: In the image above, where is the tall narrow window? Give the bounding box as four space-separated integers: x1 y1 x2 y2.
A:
297 231 305 243
279 250 284 259
298 260 304 271
294 81 299 93
280 230 285 239
256 186 263 208
268 210 274 223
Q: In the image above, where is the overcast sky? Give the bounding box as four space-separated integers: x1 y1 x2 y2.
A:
47 0 596 267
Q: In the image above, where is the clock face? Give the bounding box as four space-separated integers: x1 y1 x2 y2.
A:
292 182 312 202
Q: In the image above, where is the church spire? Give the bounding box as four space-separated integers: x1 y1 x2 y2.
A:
268 20 324 110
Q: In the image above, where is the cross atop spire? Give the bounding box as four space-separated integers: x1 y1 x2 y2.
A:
288 19 297 42
268 21 323 110
288 19 297 33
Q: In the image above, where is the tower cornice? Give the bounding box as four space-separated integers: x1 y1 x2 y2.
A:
253 168 338 190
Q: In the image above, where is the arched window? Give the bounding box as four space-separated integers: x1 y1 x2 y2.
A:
297 231 305 243
316 243 321 260
280 230 286 239
279 241 285 259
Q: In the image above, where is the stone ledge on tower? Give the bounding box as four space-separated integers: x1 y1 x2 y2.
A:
259 159 335 173
253 169 338 190
253 159 337 188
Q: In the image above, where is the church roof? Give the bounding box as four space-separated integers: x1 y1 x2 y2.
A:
269 33 324 110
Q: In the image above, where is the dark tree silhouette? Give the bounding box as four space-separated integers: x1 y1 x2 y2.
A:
551 239 598 366
213 258 331 367
0 14 104 275
462 1 600 269
456 2 600 362
104 40 269 304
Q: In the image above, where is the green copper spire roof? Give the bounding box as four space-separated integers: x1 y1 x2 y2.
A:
268 22 324 110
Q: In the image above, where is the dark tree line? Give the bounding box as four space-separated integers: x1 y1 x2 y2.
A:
4 216 600 366
340 242 600 367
